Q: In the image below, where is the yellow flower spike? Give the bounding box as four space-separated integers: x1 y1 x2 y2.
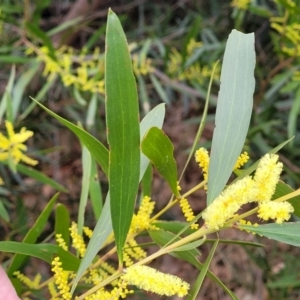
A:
0 121 38 166
179 198 199 229
51 256 72 300
69 222 86 257
234 151 249 170
203 176 255 230
13 271 40 289
195 147 209 188
253 154 283 201
55 233 68 251
123 265 190 297
258 201 294 224
123 238 147 263
130 195 156 233
48 281 57 297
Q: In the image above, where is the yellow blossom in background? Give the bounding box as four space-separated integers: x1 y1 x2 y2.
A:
230 0 251 10
258 201 294 223
234 151 249 170
123 265 190 297
51 256 72 300
123 238 147 267
203 176 255 230
179 198 199 229
13 271 41 289
187 38 202 55
253 154 283 201
195 147 209 183
69 222 86 257
0 120 38 167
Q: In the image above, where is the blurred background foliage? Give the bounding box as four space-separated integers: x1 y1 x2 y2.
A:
0 0 300 299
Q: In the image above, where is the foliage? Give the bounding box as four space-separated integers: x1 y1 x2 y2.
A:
0 1 300 299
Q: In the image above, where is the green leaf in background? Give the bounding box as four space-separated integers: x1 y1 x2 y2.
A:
71 103 165 293
141 127 179 197
55 204 71 248
0 242 80 271
272 181 300 218
30 97 109 176
288 86 300 148
12 62 40 121
105 9 140 263
207 30 255 205
239 222 300 247
15 163 68 192
8 193 59 275
187 240 219 300
0 199 10 222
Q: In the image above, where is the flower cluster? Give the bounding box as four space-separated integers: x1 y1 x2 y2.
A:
0 121 38 167
202 153 294 230
179 198 199 229
13 271 41 289
130 195 157 233
230 0 252 10
51 257 72 300
123 265 190 297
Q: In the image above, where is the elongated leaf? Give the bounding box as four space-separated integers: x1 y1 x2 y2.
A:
172 238 206 252
15 163 68 192
55 204 71 248
188 240 219 300
288 86 300 147
273 181 300 218
239 222 300 247
30 97 109 176
105 9 140 262
77 146 91 233
0 199 9 222
207 30 255 205
0 242 79 271
8 194 59 275
71 103 165 293
141 127 179 197
12 62 40 121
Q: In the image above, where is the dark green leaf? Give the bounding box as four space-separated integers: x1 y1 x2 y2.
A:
1 242 79 271
208 30 255 205
105 9 140 262
55 204 71 248
141 127 179 197
8 194 59 275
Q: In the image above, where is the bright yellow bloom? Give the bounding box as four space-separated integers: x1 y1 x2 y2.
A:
195 147 209 187
203 176 255 230
56 234 68 251
179 198 199 229
253 154 283 201
234 151 249 170
123 265 190 297
123 238 147 267
70 222 86 257
130 196 156 233
83 226 93 238
13 271 41 289
0 121 38 166
51 257 72 300
258 201 294 224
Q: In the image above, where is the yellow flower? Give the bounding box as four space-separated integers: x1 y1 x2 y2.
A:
13 271 41 289
0 121 38 166
123 265 190 297
179 198 199 229
51 256 72 300
234 151 249 170
55 234 68 251
130 195 156 233
123 238 147 267
258 201 294 224
70 222 86 257
195 147 209 186
203 176 255 230
253 154 283 201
